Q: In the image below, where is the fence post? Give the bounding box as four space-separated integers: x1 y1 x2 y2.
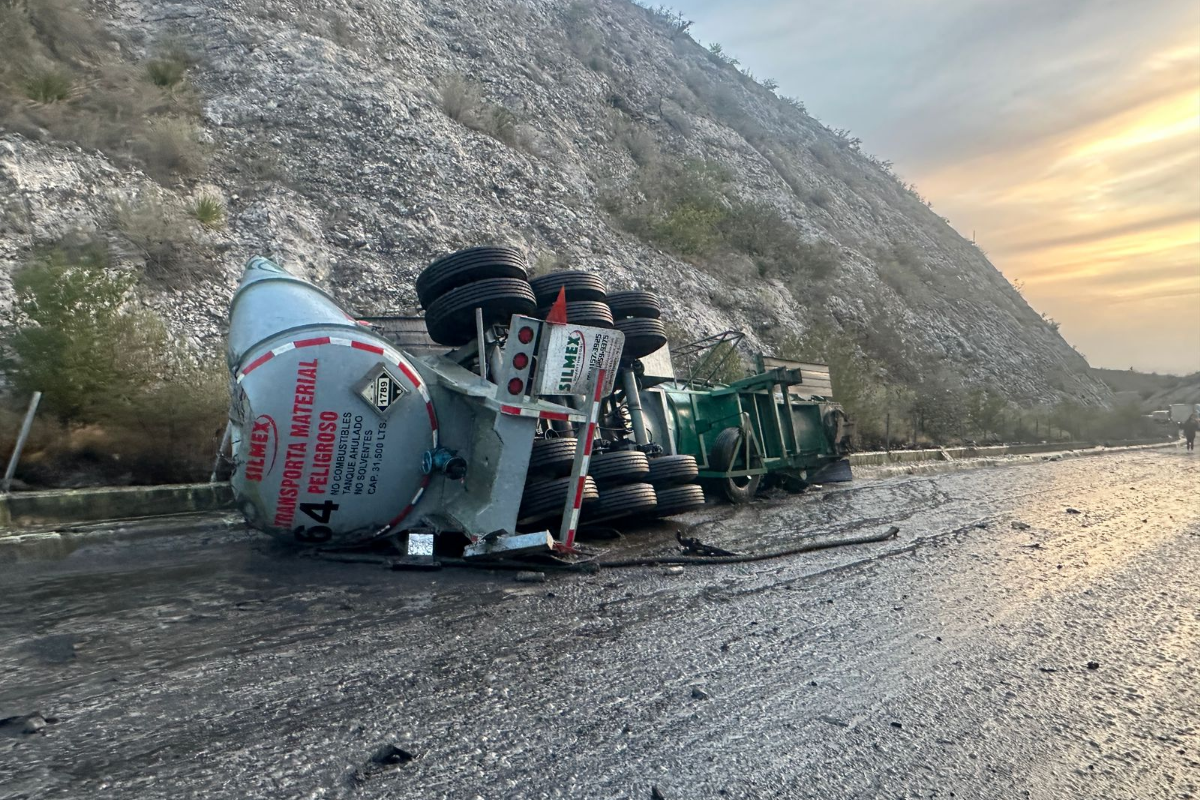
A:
3 391 42 494
210 421 232 483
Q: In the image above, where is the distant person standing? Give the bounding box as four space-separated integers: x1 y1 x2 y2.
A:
1184 413 1198 452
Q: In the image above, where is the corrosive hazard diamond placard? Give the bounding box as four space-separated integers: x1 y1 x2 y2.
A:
355 365 408 415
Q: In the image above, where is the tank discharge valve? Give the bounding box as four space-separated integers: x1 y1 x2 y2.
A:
422 447 468 480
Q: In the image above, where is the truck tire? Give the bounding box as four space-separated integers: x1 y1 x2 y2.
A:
424 278 537 346
535 300 614 328
647 454 699 487
529 271 607 305
519 474 599 525
528 437 577 478
416 245 528 309
584 482 657 523
654 484 707 517
615 317 668 360
708 426 760 504
606 290 661 320
587 450 650 487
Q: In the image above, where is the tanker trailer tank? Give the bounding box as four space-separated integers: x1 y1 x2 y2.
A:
225 256 581 551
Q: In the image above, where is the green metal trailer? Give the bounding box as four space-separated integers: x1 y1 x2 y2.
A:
621 332 853 503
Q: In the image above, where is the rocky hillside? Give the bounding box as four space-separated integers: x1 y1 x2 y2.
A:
0 0 1111 405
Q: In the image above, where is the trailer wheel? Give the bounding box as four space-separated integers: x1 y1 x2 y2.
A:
416 245 528 309
424 277 537 346
708 427 761 504
519 474 599 525
529 271 607 306
606 290 661 320
584 482 658 523
654 484 707 517
587 450 650 487
535 300 614 328
615 317 668 360
647 454 699 487
528 437 578 478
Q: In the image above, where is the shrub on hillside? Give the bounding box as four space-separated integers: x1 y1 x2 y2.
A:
3 241 162 423
134 117 208 181
438 73 526 149
190 192 226 229
23 69 73 103
1 240 228 485
145 41 192 88
606 158 840 281
115 193 199 282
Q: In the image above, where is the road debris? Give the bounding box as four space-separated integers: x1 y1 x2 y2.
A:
676 531 739 557
1066 508 1082 514
1011 521 1031 530
371 744 417 766
0 714 54 737
663 566 685 576
514 571 546 583
691 687 711 700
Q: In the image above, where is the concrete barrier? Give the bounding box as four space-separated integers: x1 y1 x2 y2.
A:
0 483 234 530
848 438 1173 467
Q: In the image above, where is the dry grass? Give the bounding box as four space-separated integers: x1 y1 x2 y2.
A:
439 73 482 122
438 73 526 149
134 117 208 181
114 193 200 283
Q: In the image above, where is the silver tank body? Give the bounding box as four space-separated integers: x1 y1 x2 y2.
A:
227 258 437 546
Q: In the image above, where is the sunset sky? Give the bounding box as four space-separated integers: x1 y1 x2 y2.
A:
671 0 1200 375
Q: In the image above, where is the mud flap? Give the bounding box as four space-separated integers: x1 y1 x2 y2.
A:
809 458 853 484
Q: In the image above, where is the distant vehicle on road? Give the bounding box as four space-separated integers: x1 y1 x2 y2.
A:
1169 403 1200 424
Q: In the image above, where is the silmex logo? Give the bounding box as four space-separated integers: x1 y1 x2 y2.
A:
244 414 279 483
556 330 587 393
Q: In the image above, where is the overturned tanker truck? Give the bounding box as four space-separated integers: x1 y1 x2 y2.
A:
225 248 852 558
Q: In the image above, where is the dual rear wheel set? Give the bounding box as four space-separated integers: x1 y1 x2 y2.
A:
416 248 721 531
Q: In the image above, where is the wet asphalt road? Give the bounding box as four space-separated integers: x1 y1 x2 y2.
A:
1 447 1197 800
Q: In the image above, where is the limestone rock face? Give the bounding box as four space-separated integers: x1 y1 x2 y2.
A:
0 0 1110 405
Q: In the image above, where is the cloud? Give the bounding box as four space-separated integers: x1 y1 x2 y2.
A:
1005 210 1199 255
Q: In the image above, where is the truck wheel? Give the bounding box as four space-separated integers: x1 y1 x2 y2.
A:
647 455 699 487
528 437 577 478
424 278 537 346
587 450 650 487
606 290 661 320
519 474 598 525
615 317 668 360
529 271 607 305
654 484 707 517
535 300 614 328
416 245 528 309
708 427 760 504
584 482 657 523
